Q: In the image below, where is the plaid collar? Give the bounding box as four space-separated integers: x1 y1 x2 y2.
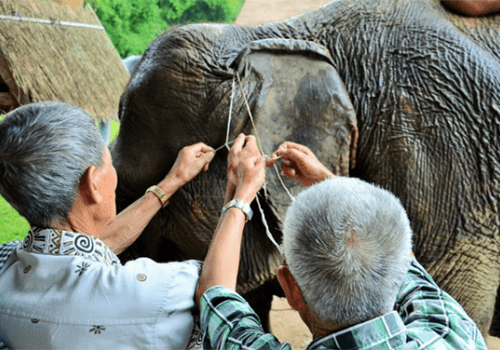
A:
22 226 120 267
308 311 406 349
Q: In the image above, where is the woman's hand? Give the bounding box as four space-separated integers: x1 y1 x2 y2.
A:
273 141 334 187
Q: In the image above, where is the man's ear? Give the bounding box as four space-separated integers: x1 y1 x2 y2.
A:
78 165 102 204
277 265 308 312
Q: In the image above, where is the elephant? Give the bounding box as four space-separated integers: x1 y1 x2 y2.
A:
111 0 500 336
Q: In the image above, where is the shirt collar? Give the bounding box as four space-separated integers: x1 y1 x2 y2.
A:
307 311 406 350
22 226 120 267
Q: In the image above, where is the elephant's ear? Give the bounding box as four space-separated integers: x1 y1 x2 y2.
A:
230 39 358 218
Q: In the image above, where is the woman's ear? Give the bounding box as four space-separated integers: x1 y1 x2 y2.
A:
78 165 102 205
277 265 308 312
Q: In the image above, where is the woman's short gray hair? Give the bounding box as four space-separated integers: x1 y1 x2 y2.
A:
0 102 105 227
282 177 413 329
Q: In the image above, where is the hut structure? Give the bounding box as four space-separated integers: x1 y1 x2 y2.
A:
235 0 331 26
0 0 129 122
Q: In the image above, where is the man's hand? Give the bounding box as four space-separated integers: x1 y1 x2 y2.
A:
226 134 267 204
168 142 215 185
195 134 270 304
273 141 334 187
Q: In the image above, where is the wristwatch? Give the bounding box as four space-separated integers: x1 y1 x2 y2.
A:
221 199 253 222
146 185 169 207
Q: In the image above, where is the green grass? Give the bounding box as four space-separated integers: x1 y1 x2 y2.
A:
0 116 120 244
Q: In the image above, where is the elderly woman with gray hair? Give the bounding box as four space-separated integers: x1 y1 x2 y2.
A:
0 102 215 349
195 136 486 349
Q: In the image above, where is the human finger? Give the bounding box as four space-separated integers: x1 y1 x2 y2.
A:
237 156 266 191
180 143 209 158
276 141 291 152
285 142 312 154
198 143 215 154
228 134 246 168
264 155 278 167
241 135 261 156
277 141 310 154
187 142 215 153
230 133 246 154
278 148 309 167
281 162 297 178
202 151 215 171
255 156 267 182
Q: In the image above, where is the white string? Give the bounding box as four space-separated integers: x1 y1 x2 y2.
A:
273 164 294 200
236 73 265 155
225 77 236 150
235 72 294 202
256 194 282 252
219 72 295 252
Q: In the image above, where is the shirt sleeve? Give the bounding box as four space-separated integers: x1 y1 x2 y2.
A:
395 258 487 349
0 241 20 273
200 286 290 350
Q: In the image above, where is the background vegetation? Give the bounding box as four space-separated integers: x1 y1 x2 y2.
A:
85 0 245 57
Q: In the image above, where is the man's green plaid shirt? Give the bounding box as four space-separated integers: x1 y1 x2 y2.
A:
200 259 486 349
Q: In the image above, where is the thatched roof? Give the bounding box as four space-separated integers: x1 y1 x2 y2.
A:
235 0 331 26
0 0 129 121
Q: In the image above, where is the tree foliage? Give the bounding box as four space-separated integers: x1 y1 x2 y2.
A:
85 0 244 58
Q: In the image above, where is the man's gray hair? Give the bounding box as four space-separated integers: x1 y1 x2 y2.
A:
282 177 413 329
0 102 105 227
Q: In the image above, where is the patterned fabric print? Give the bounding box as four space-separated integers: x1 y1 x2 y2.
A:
395 259 486 349
0 241 20 272
201 287 290 350
308 312 406 349
201 259 487 350
89 325 106 335
22 227 119 266
186 315 204 350
75 262 91 276
183 260 204 350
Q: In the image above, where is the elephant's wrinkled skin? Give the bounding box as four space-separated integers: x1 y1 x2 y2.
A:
111 0 500 336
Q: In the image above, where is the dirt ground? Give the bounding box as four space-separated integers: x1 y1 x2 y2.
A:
269 296 500 349
235 0 331 26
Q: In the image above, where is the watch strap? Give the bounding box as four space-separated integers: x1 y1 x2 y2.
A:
146 185 169 207
222 199 253 222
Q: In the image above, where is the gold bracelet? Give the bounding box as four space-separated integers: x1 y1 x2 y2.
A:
145 185 169 207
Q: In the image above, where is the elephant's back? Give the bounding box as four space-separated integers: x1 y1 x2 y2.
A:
430 0 500 62
274 0 500 64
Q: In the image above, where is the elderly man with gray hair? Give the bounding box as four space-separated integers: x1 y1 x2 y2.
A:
0 102 215 349
195 136 486 349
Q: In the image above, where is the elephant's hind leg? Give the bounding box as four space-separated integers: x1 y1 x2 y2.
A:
489 282 500 337
423 236 500 337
